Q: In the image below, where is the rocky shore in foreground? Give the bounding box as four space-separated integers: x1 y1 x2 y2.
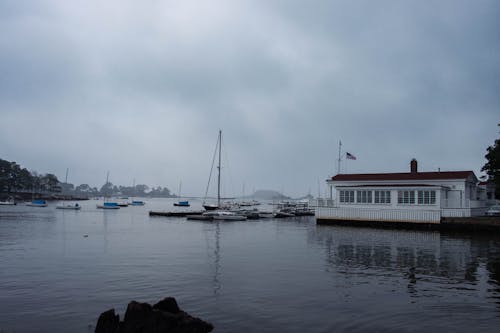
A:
95 297 213 333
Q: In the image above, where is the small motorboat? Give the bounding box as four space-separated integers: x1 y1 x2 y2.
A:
0 197 16 205
26 199 48 207
203 203 219 211
56 203 81 210
258 212 274 218
174 201 190 207
202 211 247 221
130 200 145 206
273 210 295 218
96 202 120 209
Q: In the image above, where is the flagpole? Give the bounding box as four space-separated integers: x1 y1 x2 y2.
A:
337 140 342 174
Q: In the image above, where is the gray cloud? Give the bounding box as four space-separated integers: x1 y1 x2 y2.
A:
1 0 499 197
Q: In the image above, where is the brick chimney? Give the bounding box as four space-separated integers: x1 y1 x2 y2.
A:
410 159 418 174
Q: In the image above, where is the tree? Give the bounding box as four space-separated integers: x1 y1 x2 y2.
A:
0 159 12 192
481 125 500 199
39 173 60 192
135 184 149 196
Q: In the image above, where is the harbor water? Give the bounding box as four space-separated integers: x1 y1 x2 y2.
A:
1 198 499 332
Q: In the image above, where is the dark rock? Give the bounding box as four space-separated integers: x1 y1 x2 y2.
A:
153 297 181 314
95 297 213 333
95 309 120 333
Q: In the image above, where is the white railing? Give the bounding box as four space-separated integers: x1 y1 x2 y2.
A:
441 208 471 218
442 199 487 209
312 198 335 207
441 207 488 217
316 207 441 223
469 200 486 209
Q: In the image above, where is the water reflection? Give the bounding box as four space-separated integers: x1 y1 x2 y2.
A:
203 221 222 295
314 225 500 295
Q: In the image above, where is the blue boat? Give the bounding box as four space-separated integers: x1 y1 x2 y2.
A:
97 202 120 209
27 199 48 207
130 200 145 206
173 181 190 207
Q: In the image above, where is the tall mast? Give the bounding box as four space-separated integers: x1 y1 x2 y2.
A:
217 130 222 207
104 171 110 202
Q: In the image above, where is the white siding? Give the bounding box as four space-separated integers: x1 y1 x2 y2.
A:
316 207 441 223
320 173 487 223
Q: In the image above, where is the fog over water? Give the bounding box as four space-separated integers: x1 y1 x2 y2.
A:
1 1 499 197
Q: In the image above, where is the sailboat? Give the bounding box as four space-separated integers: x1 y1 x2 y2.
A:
56 169 82 210
129 179 145 206
97 171 120 209
26 182 47 207
202 130 223 211
130 200 145 206
201 131 242 217
186 131 246 221
174 181 190 207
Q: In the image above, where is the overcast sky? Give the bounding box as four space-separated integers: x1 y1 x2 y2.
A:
1 0 499 197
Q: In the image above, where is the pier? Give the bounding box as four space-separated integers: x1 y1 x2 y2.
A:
149 211 204 217
317 216 500 232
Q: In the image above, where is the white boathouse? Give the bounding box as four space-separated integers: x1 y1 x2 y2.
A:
316 159 489 224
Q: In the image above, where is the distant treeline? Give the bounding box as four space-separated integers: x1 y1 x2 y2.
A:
0 158 173 198
0 158 59 194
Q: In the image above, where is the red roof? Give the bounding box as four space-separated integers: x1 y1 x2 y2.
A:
330 171 475 182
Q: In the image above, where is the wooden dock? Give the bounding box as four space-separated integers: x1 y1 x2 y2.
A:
316 216 500 232
440 216 500 231
149 211 204 217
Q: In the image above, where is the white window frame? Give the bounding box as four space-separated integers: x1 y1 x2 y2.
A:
356 190 372 204
374 190 391 204
417 190 436 205
398 190 415 205
339 190 355 204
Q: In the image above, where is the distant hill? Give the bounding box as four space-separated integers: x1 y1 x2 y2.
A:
250 190 290 200
295 194 314 200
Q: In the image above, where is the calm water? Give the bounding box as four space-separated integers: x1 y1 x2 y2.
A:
1 198 499 332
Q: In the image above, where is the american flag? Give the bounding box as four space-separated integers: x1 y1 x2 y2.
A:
346 152 356 160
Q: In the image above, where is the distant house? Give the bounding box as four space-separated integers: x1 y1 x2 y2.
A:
316 159 489 224
478 181 497 206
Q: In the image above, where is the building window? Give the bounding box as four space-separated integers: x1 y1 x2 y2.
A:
374 190 391 204
398 190 415 204
339 190 355 203
417 190 436 205
356 190 372 203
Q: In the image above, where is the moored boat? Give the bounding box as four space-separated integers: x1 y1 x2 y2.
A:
0 197 16 205
56 203 81 210
97 202 120 209
174 181 190 207
202 211 247 221
130 200 145 206
26 199 48 207
273 210 295 218
202 203 218 210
